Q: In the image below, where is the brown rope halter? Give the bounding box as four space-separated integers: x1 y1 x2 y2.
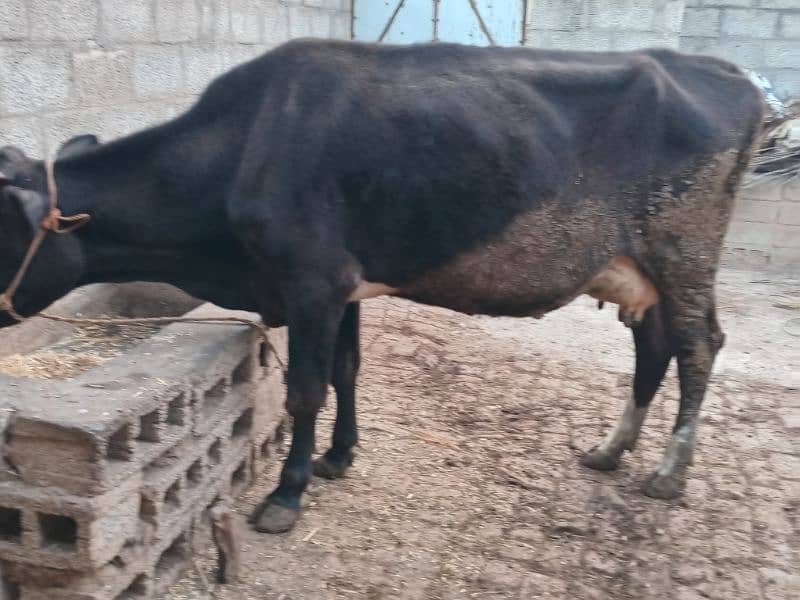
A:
0 161 284 371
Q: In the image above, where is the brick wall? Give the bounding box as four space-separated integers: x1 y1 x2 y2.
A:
681 0 800 100
0 0 351 157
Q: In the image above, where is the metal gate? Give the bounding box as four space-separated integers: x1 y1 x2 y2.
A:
352 0 526 46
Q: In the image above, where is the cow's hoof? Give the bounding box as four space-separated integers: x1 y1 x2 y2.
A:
580 446 622 471
642 472 685 500
251 501 300 534
312 451 354 479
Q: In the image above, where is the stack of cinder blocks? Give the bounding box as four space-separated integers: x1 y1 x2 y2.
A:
0 301 287 599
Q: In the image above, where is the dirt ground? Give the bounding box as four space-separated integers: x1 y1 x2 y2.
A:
165 269 800 600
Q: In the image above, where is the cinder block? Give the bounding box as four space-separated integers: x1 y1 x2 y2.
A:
264 2 291 46
526 29 615 52
524 0 589 32
289 4 331 38
0 116 45 157
231 0 263 43
733 198 780 224
39 102 179 156
782 174 800 202
330 11 351 40
680 37 763 68
772 224 800 248
0 474 141 571
0 0 27 40
303 0 348 9
763 40 800 69
134 46 184 100
156 0 199 43
682 8 721 38
721 245 770 270
703 0 756 7
722 8 779 38
591 1 672 32
742 176 789 203
778 202 800 226
781 13 800 39
0 47 71 116
0 294 285 594
73 49 134 107
760 0 800 8
214 0 233 39
725 221 775 247
99 0 156 42
613 31 679 50
769 247 800 275
29 0 98 41
183 45 226 94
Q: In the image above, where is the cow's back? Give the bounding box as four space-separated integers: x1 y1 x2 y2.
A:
227 40 764 316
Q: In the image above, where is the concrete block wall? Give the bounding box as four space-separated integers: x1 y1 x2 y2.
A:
681 0 800 100
525 1 687 52
724 175 800 275
0 0 352 158
524 1 800 99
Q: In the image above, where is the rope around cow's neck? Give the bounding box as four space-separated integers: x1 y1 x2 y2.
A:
0 160 286 373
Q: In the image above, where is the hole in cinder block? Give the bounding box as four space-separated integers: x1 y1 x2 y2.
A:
232 355 252 384
187 459 203 487
164 479 181 510
115 574 148 599
232 408 253 439
258 343 269 367
208 439 222 465
139 495 156 524
166 393 186 426
1 576 19 600
0 507 22 543
107 424 134 461
231 459 247 493
38 513 78 550
202 378 227 416
155 533 188 576
137 410 161 443
260 438 271 459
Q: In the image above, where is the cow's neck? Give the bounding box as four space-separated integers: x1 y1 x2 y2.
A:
53 116 248 295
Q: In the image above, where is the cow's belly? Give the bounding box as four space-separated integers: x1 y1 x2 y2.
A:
350 207 660 319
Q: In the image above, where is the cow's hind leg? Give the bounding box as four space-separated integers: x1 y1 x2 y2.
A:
313 302 360 479
252 276 347 534
643 288 723 499
582 303 672 470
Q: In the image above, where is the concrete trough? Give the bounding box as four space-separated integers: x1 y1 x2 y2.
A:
0 284 287 598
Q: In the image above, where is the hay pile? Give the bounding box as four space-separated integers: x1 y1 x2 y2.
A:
0 322 161 380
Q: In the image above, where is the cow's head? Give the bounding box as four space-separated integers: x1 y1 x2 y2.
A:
0 136 99 327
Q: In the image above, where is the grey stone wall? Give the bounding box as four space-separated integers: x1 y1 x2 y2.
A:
725 177 800 275
681 0 800 100
0 0 351 157
525 0 800 100
525 1 688 53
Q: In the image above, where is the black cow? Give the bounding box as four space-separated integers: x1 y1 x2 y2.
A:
0 40 764 533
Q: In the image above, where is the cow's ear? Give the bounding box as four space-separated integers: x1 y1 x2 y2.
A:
0 186 47 235
57 134 99 159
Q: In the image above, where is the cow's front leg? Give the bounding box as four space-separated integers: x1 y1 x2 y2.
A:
252 278 346 534
313 301 360 479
